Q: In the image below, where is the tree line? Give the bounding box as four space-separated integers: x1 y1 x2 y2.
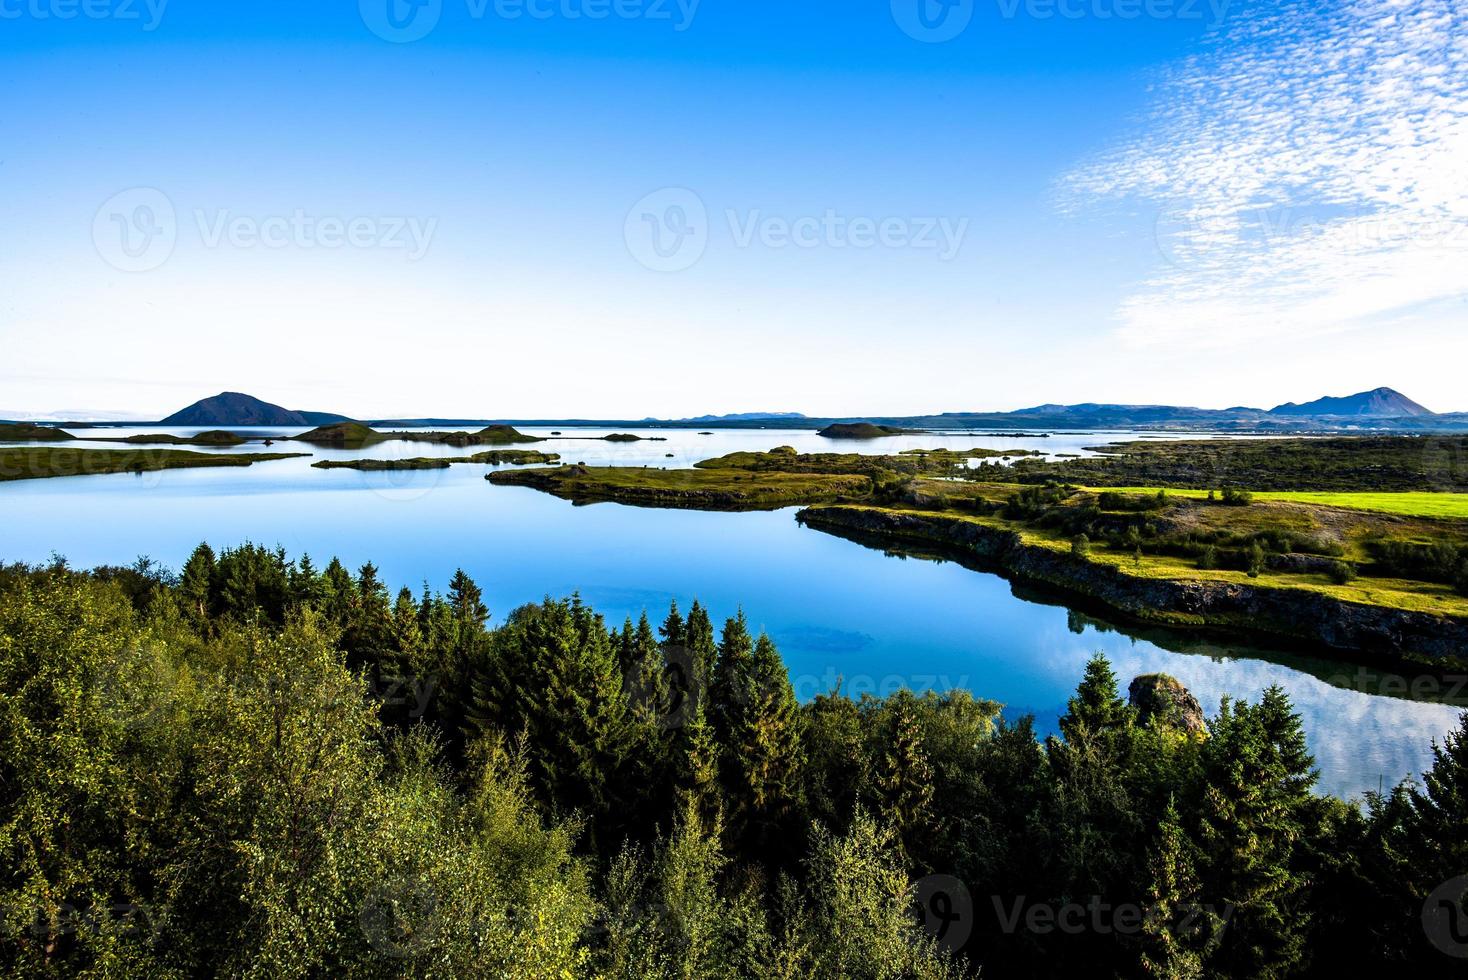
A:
0 542 1465 978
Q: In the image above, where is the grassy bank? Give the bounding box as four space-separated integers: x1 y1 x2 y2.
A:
0 448 308 482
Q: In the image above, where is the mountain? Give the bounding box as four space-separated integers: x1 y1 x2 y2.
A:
1269 387 1432 418
674 412 809 423
162 392 350 427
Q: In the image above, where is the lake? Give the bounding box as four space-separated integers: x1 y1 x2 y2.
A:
2 424 1462 799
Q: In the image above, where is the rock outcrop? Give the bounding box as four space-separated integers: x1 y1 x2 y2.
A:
1128 674 1206 735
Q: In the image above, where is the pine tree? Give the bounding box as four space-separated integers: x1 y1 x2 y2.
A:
320 558 355 626
1195 693 1314 979
625 612 668 729
875 698 935 856
447 568 489 630
659 600 686 650
721 633 804 857
1401 712 1468 964
1059 653 1134 742
675 704 723 830
289 552 323 610
684 600 717 710
179 543 216 623
1139 799 1219 979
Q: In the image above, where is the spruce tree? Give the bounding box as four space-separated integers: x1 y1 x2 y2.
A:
1139 798 1219 980
1195 693 1313 979
875 698 935 858
179 543 216 623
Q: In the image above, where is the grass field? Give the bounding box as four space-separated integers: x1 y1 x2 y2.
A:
1089 487 1468 519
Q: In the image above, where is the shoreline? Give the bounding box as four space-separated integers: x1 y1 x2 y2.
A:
797 504 1468 668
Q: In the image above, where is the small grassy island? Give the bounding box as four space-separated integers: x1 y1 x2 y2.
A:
313 449 561 471
0 447 307 482
293 422 543 449
102 430 248 447
0 422 74 442
487 463 871 509
816 422 921 439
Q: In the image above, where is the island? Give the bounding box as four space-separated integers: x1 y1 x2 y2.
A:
0 447 308 482
292 422 544 449
816 422 922 439
312 450 561 471
0 422 75 442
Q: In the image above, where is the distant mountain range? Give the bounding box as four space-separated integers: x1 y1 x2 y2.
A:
161 392 351 427
668 412 809 423
33 386 1466 433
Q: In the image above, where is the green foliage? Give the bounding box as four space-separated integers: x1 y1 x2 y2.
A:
0 550 1463 978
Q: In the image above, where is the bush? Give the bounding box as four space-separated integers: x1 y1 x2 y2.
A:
1072 534 1091 557
1197 545 1219 570
1328 562 1358 586
1221 488 1254 506
1247 542 1266 578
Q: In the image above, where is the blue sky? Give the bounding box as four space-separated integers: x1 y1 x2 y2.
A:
3 0 1465 419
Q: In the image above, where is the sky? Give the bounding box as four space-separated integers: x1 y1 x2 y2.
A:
2 0 1465 420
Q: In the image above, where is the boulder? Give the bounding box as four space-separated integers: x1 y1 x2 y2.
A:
1128 674 1206 736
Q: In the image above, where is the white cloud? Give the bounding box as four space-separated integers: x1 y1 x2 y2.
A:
1062 0 1468 350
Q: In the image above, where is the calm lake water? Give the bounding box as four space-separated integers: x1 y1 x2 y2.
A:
2 425 1463 799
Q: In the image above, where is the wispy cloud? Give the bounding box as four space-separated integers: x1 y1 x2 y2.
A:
1061 0 1468 349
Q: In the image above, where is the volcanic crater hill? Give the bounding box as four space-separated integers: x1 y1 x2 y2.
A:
1269 387 1433 418
161 392 350 427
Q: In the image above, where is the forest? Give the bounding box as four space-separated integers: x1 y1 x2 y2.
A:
2 544 1466 978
